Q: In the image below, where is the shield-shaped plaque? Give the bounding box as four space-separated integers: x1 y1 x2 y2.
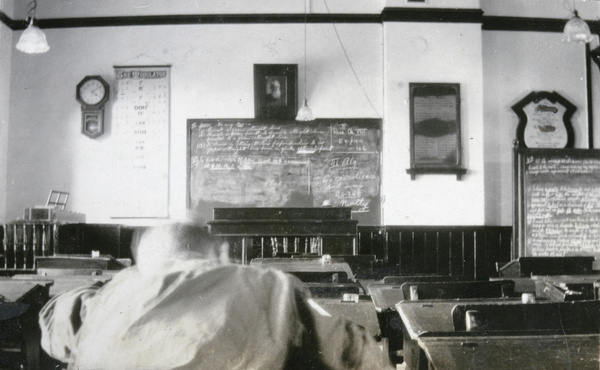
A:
511 91 575 149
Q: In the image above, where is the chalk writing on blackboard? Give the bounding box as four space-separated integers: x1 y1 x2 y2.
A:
520 150 600 258
188 119 381 224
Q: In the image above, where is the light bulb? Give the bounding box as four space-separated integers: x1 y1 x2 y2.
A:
16 19 50 54
296 99 315 121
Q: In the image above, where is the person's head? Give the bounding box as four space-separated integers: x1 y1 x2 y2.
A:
268 78 281 99
132 223 230 274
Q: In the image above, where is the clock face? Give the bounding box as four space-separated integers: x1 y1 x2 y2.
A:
78 78 107 106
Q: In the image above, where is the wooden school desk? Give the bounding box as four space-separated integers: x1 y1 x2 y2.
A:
250 257 356 283
396 299 600 370
251 257 380 337
12 273 112 297
367 279 516 364
0 279 52 369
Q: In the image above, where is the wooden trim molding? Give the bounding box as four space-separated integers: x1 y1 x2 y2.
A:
587 44 594 149
0 11 22 29
484 15 600 35
0 12 381 30
382 8 483 24
482 15 565 32
1 8 597 34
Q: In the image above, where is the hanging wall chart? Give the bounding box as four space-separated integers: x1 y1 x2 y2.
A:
111 65 171 218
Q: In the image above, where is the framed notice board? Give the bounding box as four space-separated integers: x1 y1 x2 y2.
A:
187 119 381 225
407 83 466 180
514 148 600 261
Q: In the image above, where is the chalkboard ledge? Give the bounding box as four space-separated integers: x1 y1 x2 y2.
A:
406 167 467 180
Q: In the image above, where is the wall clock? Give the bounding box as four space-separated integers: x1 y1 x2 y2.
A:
76 75 110 138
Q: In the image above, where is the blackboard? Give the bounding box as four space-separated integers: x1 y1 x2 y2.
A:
187 119 381 225
515 148 600 260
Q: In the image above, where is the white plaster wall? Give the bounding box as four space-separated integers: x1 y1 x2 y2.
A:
0 0 14 17
383 21 485 225
593 43 600 149
11 0 385 19
481 0 598 20
482 31 591 226
4 0 599 226
480 0 600 225
0 20 10 223
6 22 382 224
385 0 479 9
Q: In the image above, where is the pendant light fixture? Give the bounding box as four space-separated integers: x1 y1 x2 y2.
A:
563 10 593 44
16 0 50 54
296 0 315 121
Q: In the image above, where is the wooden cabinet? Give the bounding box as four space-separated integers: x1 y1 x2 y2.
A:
208 207 358 263
56 223 136 260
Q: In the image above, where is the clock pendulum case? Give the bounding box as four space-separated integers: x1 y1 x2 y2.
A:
76 75 110 138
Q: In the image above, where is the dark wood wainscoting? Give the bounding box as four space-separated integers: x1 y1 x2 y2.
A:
358 226 513 281
55 224 137 260
2 223 512 280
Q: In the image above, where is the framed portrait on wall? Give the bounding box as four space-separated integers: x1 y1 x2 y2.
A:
406 82 466 180
254 64 297 120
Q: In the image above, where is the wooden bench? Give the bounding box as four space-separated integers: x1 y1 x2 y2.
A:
452 300 600 333
382 274 464 285
0 279 52 369
397 299 600 370
303 282 359 298
400 280 515 301
250 258 355 282
367 279 514 366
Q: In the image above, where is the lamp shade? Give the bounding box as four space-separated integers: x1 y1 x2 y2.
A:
16 19 49 54
296 99 315 121
563 12 593 44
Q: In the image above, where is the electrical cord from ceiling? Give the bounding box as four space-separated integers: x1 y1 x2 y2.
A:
322 0 381 118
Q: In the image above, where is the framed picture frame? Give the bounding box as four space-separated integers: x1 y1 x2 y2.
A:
254 64 298 120
406 83 466 180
